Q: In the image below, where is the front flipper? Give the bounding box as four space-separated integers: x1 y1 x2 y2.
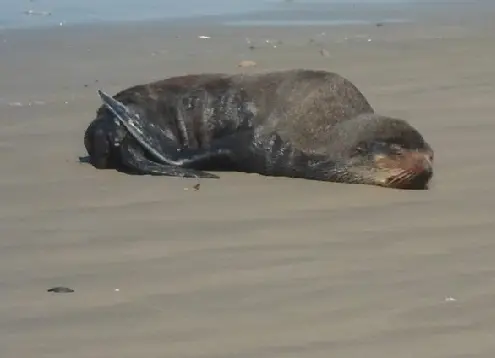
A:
120 139 219 179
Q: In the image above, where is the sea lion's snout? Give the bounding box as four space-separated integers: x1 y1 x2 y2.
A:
84 117 125 170
374 149 434 190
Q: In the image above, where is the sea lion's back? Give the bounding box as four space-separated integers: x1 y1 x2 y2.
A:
248 69 375 153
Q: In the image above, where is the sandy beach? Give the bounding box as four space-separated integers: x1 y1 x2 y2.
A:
2 5 495 357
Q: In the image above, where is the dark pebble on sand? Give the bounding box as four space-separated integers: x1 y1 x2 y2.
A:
47 287 74 293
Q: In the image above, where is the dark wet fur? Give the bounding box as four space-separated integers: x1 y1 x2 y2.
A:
83 69 433 188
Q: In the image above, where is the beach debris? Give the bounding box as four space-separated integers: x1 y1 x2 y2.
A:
245 38 256 50
23 10 52 16
6 100 46 107
309 32 328 46
444 297 457 302
47 286 74 293
309 39 324 47
319 49 331 58
198 35 211 39
184 183 201 191
245 37 281 50
151 49 167 57
114 288 120 292
264 39 281 49
238 60 257 68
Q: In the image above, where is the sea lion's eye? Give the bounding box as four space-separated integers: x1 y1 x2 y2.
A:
388 143 403 155
353 144 367 156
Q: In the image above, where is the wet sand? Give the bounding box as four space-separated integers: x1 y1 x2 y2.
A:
2 8 495 358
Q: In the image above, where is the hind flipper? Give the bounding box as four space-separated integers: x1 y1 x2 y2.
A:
98 89 241 170
98 90 185 166
120 140 219 179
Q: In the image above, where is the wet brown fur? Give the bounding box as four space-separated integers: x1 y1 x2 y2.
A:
95 69 374 153
89 69 433 188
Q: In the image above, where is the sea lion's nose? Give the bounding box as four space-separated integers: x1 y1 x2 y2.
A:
420 152 434 173
425 154 433 170
404 151 433 173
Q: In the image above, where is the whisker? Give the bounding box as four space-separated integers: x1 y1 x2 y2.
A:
388 169 414 186
387 170 405 185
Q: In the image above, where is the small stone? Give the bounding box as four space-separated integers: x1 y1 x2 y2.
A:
319 49 330 57
238 60 257 68
47 286 74 293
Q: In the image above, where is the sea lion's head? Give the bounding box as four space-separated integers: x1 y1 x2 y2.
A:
83 115 127 170
324 113 434 189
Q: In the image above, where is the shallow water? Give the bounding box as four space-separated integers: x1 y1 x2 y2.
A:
223 19 409 27
0 0 274 29
0 0 418 30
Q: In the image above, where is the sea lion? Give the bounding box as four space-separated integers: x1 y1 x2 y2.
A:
83 69 434 189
